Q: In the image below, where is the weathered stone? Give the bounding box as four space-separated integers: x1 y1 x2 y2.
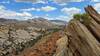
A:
85 5 100 24
54 35 68 56
66 20 100 56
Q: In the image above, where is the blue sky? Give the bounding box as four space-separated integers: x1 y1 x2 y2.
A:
0 0 100 21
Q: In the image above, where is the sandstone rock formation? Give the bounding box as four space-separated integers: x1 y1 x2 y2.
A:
60 5 100 56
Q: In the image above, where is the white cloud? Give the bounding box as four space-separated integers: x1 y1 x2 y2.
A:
16 12 32 17
15 0 84 4
20 8 36 11
94 3 100 13
41 6 57 12
61 7 81 20
42 15 71 22
20 7 41 12
15 0 47 4
59 3 67 6
91 0 100 2
54 0 83 3
37 0 47 4
21 6 57 12
16 0 38 2
61 7 81 15
36 9 41 11
0 5 6 10
0 5 32 20
30 7 80 21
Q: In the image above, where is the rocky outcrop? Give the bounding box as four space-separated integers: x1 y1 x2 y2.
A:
53 34 68 56
65 20 100 56
63 5 100 56
85 5 100 41
85 5 100 24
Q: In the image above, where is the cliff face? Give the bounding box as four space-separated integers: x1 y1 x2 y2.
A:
65 20 100 56
54 5 100 56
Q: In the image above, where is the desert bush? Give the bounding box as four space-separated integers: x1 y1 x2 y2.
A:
81 13 91 25
73 13 91 26
73 14 81 21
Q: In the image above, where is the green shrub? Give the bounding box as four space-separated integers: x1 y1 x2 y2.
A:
73 13 91 26
73 14 81 21
81 13 91 26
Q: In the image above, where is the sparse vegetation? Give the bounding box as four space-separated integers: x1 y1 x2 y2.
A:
81 13 91 25
74 13 91 26
74 14 81 20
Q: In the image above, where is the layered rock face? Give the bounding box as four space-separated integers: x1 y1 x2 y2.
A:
54 5 100 56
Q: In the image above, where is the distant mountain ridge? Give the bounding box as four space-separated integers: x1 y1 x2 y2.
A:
0 18 67 29
50 20 67 25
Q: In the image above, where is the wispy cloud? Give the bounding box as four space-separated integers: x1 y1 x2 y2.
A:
0 5 32 20
54 0 83 3
15 0 47 4
41 6 57 12
61 7 81 15
20 8 37 11
94 3 100 13
15 0 86 4
20 6 57 12
91 0 100 2
61 7 81 20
